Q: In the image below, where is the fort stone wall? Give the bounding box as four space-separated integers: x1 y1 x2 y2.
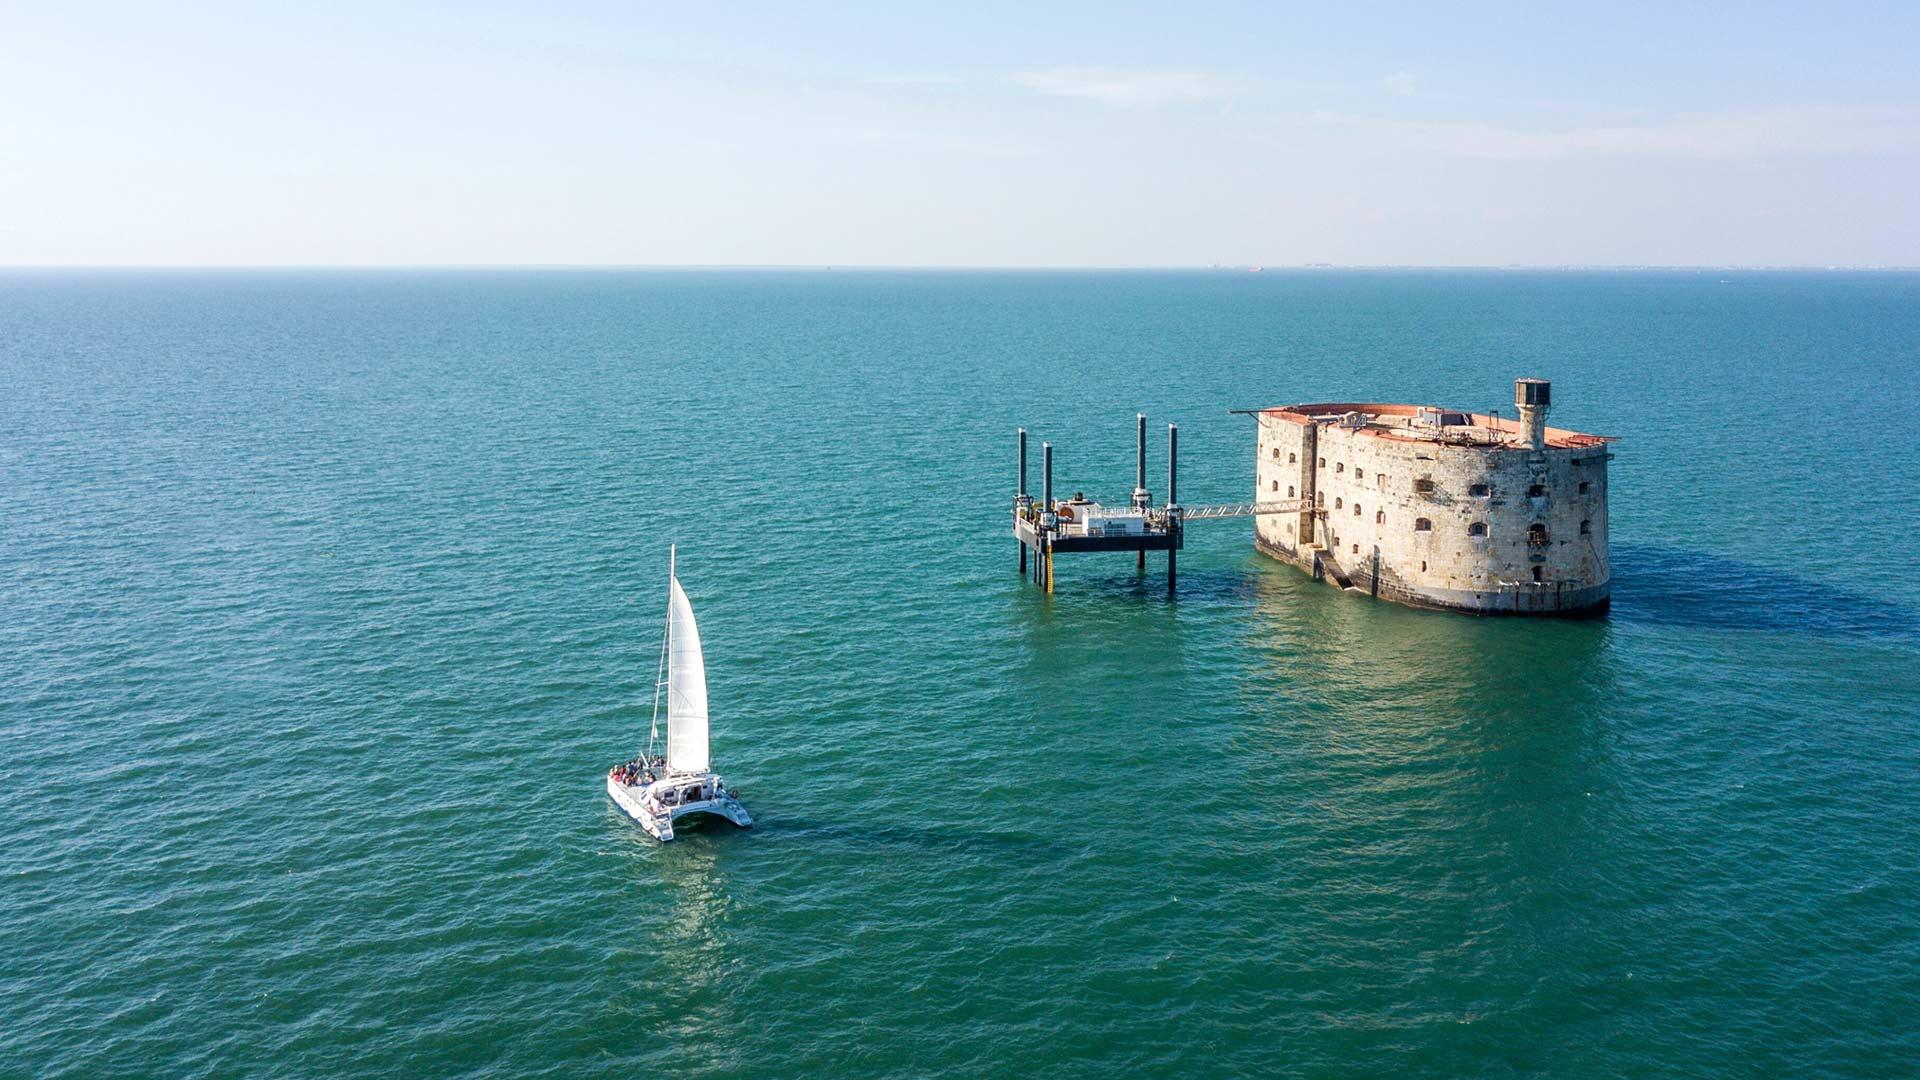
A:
1251 382 1611 615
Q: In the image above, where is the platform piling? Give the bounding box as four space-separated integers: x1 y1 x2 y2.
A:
1135 413 1148 570
1040 441 1053 587
1042 441 1052 510
1017 428 1028 575
1167 423 1179 590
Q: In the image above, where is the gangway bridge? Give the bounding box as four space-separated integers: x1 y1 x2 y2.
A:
1014 413 1315 593
1177 500 1310 521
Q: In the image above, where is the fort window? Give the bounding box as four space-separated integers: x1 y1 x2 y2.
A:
1376 474 1388 489
1467 522 1488 538
1414 518 1432 532
1287 485 1295 498
1469 483 1489 497
1420 561 1427 572
1528 484 1546 498
1353 503 1362 516
1288 452 1296 464
1355 468 1364 480
1375 511 1385 525
1527 523 1550 546
1580 519 1592 535
1271 480 1279 492
1532 566 1544 583
1334 498 1343 510
1316 492 1324 507
1351 544 1359 555
1578 481 1590 494
1413 478 1435 494
1318 457 1326 468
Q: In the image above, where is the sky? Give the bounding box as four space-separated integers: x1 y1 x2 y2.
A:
2 2 1916 267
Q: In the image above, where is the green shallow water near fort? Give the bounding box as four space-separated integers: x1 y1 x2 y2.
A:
3 269 1917 1078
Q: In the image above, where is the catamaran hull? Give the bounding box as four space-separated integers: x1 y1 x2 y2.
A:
607 776 751 843
607 776 668 838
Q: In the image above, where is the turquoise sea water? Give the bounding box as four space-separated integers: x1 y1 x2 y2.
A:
4 269 1918 1078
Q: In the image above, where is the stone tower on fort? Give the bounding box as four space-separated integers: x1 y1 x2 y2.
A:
1252 378 1614 615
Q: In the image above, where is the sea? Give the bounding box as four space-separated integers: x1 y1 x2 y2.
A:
3 268 1917 1078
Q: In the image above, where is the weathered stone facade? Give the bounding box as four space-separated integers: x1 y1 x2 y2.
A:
1252 381 1612 615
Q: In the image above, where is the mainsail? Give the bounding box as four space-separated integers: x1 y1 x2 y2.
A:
664 572 710 774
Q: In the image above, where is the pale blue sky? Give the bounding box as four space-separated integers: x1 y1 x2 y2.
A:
3 2 1916 266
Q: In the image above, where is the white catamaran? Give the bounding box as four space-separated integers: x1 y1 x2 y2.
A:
606 547 751 841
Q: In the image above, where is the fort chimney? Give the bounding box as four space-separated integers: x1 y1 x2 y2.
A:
1515 378 1551 450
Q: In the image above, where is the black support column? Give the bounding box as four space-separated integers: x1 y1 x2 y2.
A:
1167 423 1178 591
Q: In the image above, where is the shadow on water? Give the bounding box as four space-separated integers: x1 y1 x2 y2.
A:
602 802 1059 862
745 817 1065 865
1035 564 1266 606
1611 543 1920 642
601 792 1060 865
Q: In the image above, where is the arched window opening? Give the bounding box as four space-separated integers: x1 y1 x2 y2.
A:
1287 485 1295 498
1375 511 1385 525
1528 522 1550 546
1467 522 1488 538
1316 492 1324 507
1318 457 1326 468
1469 483 1489 497
1271 480 1279 492
1288 452 1296 464
1420 560 1428 572
1335 462 1344 474
1580 519 1592 535
1351 544 1359 555
1353 503 1362 516
1528 484 1546 498
1532 566 1544 583
1414 518 1433 532
1355 468 1364 480
1334 498 1343 510
1578 481 1590 494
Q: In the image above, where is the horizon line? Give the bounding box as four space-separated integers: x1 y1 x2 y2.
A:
2 262 1917 272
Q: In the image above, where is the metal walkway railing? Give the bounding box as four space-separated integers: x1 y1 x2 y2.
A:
1177 499 1312 520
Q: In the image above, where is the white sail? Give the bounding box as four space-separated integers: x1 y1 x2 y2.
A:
664 574 710 774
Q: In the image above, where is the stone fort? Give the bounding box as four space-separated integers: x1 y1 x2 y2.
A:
1253 379 1613 615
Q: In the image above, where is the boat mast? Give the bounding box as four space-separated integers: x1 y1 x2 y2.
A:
646 545 674 760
